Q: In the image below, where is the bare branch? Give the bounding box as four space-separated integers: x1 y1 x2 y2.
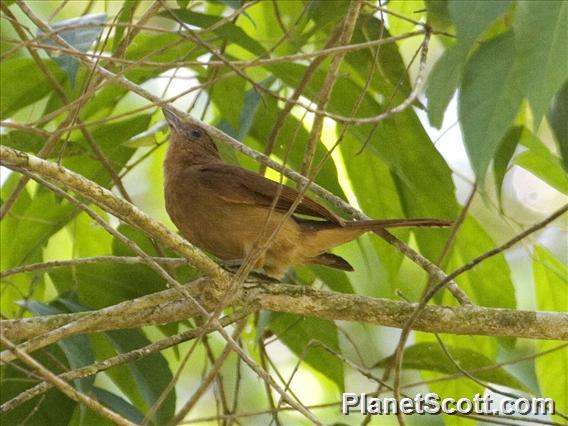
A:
1 256 190 279
1 335 137 426
3 280 566 345
1 309 251 414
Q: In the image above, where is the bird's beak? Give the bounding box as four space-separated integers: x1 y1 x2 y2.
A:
162 107 183 130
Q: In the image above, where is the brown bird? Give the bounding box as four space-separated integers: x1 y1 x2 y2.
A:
163 109 451 278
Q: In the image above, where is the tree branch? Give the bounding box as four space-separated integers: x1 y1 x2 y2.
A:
2 279 566 347
0 335 136 426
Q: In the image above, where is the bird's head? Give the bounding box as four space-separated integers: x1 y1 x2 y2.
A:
162 107 221 165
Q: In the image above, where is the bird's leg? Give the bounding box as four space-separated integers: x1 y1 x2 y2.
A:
220 259 243 267
218 259 279 282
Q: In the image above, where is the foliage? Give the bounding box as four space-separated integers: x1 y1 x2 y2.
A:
1 1 566 425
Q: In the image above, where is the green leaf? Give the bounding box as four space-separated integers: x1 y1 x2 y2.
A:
547 81 568 172
49 263 157 308
425 0 452 32
448 0 511 46
338 132 407 289
269 313 344 390
514 1 568 126
0 58 65 118
459 31 523 182
92 388 145 424
426 44 466 128
24 300 95 393
534 246 568 313
515 151 568 195
0 129 79 158
211 74 246 133
1 174 45 316
512 128 568 195
387 1 425 36
158 9 267 56
106 329 176 424
306 0 349 31
376 342 527 391
112 224 198 300
454 217 516 311
534 246 568 422
63 114 151 186
216 0 243 10
427 0 512 128
245 91 344 198
348 15 413 102
68 387 145 426
113 2 139 52
238 79 273 141
112 223 159 257
493 126 522 206
310 265 354 294
1 189 75 269
70 211 113 258
39 13 107 85
0 344 77 426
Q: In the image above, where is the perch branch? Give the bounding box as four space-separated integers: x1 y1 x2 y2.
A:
2 280 566 346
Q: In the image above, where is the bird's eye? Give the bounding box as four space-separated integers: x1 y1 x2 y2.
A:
190 128 202 138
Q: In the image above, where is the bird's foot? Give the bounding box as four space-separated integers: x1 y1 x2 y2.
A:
218 260 280 283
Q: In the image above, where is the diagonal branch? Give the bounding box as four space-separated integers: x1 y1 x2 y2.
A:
301 0 362 175
0 335 137 426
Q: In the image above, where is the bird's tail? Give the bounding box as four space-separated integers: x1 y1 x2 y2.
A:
299 218 452 259
342 218 453 229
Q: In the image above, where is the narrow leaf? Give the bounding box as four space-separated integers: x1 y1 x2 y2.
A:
106 329 176 425
426 44 466 128
91 387 145 424
269 313 344 390
0 58 64 118
158 9 266 56
515 150 568 195
459 32 523 182
23 301 95 393
449 0 511 46
113 2 139 52
493 126 522 206
534 246 568 423
547 81 568 172
39 13 107 85
376 342 527 391
514 1 568 126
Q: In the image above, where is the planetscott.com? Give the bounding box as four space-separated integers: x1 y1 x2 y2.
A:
342 392 555 417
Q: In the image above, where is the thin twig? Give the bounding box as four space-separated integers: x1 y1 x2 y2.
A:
301 0 363 175
1 309 251 414
390 203 568 426
1 335 136 426
168 320 249 425
1 256 189 279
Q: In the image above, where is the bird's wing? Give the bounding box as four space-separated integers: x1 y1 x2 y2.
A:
197 164 343 225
